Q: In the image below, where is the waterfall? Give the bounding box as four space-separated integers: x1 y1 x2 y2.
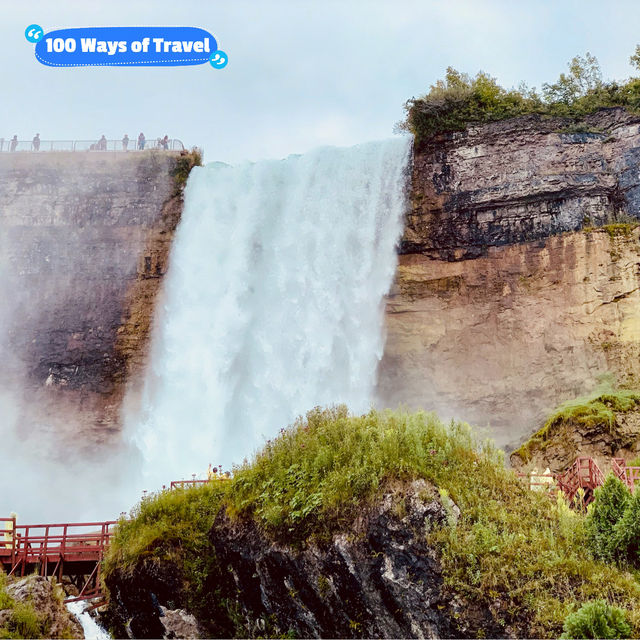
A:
129 138 411 489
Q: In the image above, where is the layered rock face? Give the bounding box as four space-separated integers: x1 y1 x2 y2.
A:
401 108 640 260
0 151 185 451
379 109 640 449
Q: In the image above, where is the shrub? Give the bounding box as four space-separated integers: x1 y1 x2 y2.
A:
611 489 640 566
170 148 203 195
560 600 631 639
0 572 13 611
399 67 541 143
586 475 630 562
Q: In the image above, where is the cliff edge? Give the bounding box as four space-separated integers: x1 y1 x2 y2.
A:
0 150 199 452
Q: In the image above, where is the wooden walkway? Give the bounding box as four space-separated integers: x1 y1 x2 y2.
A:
522 456 640 505
0 518 116 602
0 475 228 602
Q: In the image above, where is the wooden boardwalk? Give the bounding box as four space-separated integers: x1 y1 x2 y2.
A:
0 518 116 602
522 456 640 505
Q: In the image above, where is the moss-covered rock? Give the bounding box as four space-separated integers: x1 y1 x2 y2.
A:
511 390 640 471
103 407 640 639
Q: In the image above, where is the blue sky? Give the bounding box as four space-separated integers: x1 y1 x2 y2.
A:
3 0 640 163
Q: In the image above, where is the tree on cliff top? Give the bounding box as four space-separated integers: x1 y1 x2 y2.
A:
400 50 640 143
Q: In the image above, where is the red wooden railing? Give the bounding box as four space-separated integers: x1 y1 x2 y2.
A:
612 458 640 491
521 456 640 506
0 519 117 602
555 456 605 503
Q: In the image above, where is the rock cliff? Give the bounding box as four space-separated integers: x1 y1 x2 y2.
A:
379 108 640 448
0 151 193 452
104 480 478 639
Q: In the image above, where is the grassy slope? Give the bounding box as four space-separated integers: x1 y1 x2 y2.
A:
105 407 640 638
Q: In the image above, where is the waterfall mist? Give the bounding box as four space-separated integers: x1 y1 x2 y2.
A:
128 138 411 491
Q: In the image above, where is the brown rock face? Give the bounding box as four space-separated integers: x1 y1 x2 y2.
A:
0 151 185 452
379 109 640 449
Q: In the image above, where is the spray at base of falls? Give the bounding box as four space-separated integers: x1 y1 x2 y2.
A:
128 138 412 491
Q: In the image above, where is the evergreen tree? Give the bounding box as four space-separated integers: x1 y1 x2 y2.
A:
585 474 629 562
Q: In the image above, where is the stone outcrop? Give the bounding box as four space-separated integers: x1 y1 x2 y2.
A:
104 480 493 639
0 576 84 638
379 109 640 449
0 151 192 451
511 406 640 472
158 607 204 639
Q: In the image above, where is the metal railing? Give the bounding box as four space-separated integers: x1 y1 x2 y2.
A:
0 138 185 152
170 479 212 489
170 475 231 490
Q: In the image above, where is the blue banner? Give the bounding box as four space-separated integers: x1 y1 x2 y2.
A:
34 26 218 67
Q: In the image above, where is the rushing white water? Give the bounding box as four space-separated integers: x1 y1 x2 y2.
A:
129 138 411 490
66 601 112 640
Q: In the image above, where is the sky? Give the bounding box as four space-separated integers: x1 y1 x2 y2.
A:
3 0 640 163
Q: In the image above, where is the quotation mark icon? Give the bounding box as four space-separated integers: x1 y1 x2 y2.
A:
25 24 43 43
209 50 228 69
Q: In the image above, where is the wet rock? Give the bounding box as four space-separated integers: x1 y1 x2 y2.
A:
0 151 188 451
159 606 203 639
402 109 640 259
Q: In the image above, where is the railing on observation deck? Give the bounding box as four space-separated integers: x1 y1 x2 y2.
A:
0 138 185 152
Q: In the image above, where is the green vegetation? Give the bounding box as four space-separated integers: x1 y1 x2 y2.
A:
226 406 476 542
400 50 640 143
586 476 640 569
0 573 48 640
602 222 639 238
0 603 43 640
560 600 631 639
106 407 640 638
585 475 631 563
104 480 225 572
513 390 640 463
171 147 203 195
